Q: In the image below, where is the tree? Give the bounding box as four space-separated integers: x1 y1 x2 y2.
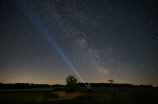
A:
65 75 79 93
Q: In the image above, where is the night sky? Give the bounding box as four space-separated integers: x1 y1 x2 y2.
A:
0 0 158 86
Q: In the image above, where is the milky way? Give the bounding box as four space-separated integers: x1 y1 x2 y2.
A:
0 0 158 86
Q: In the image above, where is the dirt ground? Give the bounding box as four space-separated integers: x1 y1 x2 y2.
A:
40 92 64 104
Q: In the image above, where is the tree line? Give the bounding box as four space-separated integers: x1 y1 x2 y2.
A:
0 82 153 90
0 75 154 90
78 83 153 88
0 83 50 89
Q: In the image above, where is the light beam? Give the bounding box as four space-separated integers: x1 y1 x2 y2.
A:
16 0 87 87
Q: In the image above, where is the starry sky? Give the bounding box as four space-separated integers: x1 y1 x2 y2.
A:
0 0 158 86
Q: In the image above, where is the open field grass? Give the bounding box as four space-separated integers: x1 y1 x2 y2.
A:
51 91 158 104
0 92 44 104
55 91 135 104
51 87 158 104
52 91 82 99
0 87 52 104
0 87 158 104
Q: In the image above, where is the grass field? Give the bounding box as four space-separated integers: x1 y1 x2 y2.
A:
0 87 158 104
0 87 52 104
52 87 158 104
52 88 158 104
0 92 44 104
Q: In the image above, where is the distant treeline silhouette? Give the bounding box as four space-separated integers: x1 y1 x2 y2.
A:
0 83 50 89
79 83 153 88
0 82 154 89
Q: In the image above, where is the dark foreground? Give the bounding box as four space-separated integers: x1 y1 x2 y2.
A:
0 87 158 104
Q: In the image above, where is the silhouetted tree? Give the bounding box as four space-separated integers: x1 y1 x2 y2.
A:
65 75 79 93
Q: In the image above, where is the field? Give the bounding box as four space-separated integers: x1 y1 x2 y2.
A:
0 88 52 104
0 87 158 104
52 87 158 104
